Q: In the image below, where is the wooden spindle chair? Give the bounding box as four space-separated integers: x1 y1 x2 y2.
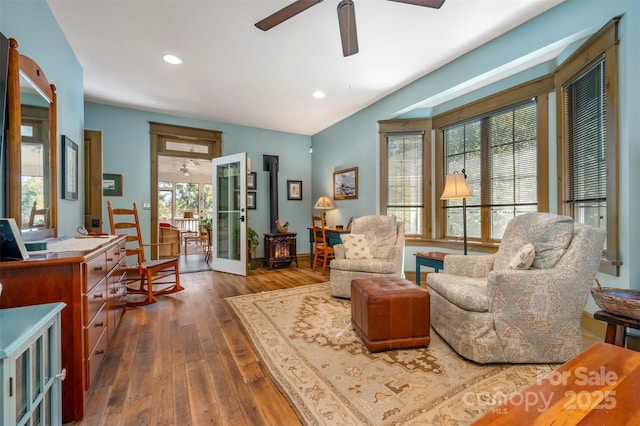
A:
107 201 183 306
311 214 335 276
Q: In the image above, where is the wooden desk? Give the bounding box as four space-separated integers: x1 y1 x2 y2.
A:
594 310 640 347
415 251 448 286
308 227 350 267
472 342 640 425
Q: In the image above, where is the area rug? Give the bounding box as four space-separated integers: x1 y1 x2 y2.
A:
226 283 555 425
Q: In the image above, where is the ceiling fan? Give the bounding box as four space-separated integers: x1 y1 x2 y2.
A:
255 0 446 57
179 159 200 177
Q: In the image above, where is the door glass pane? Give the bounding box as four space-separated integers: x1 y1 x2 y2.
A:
216 162 241 260
44 326 51 383
16 349 28 420
32 401 42 425
32 340 42 401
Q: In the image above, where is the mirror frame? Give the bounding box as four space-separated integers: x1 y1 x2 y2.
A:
6 38 57 240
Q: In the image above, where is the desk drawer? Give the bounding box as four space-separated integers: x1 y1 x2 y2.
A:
85 253 107 292
85 328 108 390
85 277 107 324
85 304 107 356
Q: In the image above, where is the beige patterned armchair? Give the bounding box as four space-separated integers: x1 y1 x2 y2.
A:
427 213 605 364
329 215 405 298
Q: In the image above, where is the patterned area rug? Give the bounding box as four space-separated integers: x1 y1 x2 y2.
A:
226 283 555 425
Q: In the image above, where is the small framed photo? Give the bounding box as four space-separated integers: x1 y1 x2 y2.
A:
287 180 302 200
103 173 123 196
247 172 257 190
333 166 358 200
62 135 78 200
247 191 256 209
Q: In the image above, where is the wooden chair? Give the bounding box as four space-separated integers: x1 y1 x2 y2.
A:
28 201 50 228
107 201 183 306
311 214 335 276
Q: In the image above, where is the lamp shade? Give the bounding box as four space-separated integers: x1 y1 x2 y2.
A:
440 173 472 200
314 196 335 210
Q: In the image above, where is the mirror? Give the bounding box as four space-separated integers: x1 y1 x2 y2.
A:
6 38 57 241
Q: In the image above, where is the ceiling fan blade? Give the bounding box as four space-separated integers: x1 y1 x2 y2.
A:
337 0 358 57
388 0 445 8
255 0 323 31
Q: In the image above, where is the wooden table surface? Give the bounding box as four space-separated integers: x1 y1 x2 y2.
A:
473 342 640 425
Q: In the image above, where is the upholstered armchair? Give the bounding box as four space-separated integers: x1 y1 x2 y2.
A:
329 215 405 298
427 213 605 364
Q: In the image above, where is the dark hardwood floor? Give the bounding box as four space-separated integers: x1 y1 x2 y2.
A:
73 262 327 426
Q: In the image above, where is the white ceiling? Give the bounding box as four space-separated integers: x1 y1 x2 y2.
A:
46 0 565 136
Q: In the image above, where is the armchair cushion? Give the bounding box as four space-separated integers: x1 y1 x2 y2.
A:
341 234 373 260
507 243 535 270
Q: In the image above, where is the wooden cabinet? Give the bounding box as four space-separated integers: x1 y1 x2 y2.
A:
0 302 65 426
159 225 181 257
0 236 126 423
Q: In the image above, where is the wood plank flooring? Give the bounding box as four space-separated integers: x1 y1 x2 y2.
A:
73 264 327 426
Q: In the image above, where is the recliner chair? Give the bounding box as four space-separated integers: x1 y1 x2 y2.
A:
329 215 405 298
426 213 605 364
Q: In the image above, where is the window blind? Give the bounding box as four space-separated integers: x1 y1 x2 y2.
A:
564 58 607 207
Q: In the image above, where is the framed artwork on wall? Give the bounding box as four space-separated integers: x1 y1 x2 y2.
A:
103 173 123 196
333 166 358 200
247 191 256 209
62 135 78 200
247 172 257 189
287 180 302 200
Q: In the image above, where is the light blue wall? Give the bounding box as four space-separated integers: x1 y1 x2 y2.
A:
85 102 312 257
0 0 85 235
311 0 640 304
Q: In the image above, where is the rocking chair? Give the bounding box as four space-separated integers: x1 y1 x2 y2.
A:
107 201 183 306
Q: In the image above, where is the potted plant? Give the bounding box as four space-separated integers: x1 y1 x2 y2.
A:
199 217 212 229
247 227 260 268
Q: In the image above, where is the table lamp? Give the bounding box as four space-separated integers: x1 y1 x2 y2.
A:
314 196 335 226
440 170 472 254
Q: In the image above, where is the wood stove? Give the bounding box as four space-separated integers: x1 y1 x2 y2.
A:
264 232 298 269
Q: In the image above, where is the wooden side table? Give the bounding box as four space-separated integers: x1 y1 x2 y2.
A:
472 342 640 425
415 252 448 286
593 310 640 347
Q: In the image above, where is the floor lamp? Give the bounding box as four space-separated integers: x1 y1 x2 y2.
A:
440 170 472 255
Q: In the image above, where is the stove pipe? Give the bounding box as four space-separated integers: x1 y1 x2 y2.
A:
263 155 279 232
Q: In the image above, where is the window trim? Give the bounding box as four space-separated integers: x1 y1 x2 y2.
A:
433 75 552 247
379 118 432 241
555 17 620 276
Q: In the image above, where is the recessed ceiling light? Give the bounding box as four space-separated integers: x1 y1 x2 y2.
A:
163 54 182 65
312 91 325 99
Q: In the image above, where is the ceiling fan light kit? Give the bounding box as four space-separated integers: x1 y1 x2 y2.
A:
255 0 446 57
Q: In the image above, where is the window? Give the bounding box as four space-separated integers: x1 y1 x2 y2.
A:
434 76 551 247
379 118 431 239
442 101 539 242
555 18 619 275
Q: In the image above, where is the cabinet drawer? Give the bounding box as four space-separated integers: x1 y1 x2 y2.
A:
85 304 107 356
85 253 107 292
85 329 108 390
106 245 121 273
85 277 107 324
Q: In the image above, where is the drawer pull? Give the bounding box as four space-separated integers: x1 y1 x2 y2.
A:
95 322 104 327
93 293 104 299
95 349 105 355
94 266 104 271
107 257 114 262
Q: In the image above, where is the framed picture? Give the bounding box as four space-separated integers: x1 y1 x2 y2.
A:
247 191 256 209
247 172 257 189
62 135 78 200
103 173 123 196
333 166 358 200
287 180 302 200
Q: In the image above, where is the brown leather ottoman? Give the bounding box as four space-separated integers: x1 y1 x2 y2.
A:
351 277 430 353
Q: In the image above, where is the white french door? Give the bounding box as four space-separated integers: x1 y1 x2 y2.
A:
211 153 247 275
